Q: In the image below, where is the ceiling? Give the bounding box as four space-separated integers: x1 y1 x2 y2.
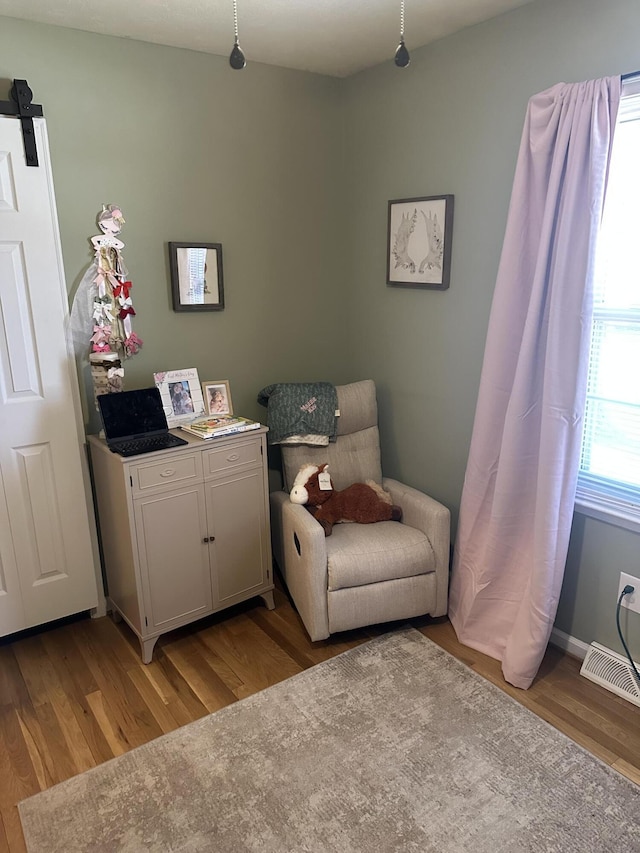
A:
0 0 535 78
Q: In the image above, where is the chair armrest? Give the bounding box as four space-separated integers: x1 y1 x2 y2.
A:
276 495 331 641
383 478 451 616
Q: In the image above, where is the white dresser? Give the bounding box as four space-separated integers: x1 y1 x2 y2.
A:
88 428 274 663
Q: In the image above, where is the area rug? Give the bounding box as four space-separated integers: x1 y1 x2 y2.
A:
19 629 640 852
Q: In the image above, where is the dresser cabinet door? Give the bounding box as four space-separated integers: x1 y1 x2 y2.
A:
133 484 212 631
205 469 269 606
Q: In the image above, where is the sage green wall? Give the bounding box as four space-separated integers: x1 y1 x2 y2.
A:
0 17 350 435
343 0 640 656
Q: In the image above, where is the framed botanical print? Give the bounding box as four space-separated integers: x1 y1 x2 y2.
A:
387 195 454 289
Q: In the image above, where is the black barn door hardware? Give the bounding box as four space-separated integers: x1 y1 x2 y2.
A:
0 79 44 166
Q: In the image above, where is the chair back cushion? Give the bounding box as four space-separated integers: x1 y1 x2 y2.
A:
281 380 383 492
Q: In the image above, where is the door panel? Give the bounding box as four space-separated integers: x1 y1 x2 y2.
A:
0 147 17 211
0 116 99 632
0 466 25 634
0 241 41 397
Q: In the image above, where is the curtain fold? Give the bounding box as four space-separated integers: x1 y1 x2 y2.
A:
449 77 621 689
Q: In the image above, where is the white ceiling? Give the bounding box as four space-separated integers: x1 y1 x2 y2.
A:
0 0 535 78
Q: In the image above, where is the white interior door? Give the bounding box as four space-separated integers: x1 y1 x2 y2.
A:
0 114 100 633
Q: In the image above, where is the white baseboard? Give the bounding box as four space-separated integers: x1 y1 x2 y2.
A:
549 627 590 660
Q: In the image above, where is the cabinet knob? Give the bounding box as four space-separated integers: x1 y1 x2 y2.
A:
203 537 209 543
227 454 239 462
160 469 175 478
203 536 216 543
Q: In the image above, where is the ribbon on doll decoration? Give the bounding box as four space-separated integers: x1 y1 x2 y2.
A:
113 281 132 300
124 332 143 357
90 324 112 353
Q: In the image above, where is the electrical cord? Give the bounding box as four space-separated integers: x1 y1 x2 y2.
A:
616 585 640 688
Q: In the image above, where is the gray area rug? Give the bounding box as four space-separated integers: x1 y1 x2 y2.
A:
19 629 640 852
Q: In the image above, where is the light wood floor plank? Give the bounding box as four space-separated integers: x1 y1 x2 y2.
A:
161 638 239 713
14 711 52 792
0 708 40 804
192 635 246 694
132 659 198 729
85 691 129 758
11 638 58 710
15 635 98 777
126 666 183 735
25 701 77 786
150 651 211 722
0 805 26 853
198 614 304 695
0 708 39 853
0 811 11 853
612 757 640 785
38 631 113 767
0 648 31 712
73 621 164 750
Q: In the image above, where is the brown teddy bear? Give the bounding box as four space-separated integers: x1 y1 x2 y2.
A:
289 463 402 536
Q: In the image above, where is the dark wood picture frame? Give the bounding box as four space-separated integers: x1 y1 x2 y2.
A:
169 242 224 312
387 195 454 290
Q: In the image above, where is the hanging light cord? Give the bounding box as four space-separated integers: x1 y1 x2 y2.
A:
394 0 410 67
229 0 246 69
233 0 240 45
231 0 406 71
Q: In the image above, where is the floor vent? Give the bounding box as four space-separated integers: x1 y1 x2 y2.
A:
580 642 640 707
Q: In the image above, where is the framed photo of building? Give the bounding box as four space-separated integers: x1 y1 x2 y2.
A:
387 195 454 289
169 242 224 311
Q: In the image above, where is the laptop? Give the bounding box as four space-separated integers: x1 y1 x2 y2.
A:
97 387 189 457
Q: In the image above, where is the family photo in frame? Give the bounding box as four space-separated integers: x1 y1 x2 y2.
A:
154 367 206 427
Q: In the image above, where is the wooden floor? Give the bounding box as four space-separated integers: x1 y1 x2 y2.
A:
1 582 639 852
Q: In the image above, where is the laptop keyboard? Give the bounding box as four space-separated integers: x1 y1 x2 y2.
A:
110 433 189 457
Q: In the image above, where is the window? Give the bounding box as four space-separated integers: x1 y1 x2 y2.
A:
576 76 640 531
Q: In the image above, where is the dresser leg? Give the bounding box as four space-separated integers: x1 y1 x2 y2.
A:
260 590 275 610
141 636 158 664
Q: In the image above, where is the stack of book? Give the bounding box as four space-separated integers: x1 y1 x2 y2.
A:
180 415 261 440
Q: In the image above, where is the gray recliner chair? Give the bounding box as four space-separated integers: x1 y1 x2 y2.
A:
269 380 450 641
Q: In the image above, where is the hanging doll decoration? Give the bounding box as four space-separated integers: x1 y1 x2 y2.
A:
70 204 142 398
88 204 142 358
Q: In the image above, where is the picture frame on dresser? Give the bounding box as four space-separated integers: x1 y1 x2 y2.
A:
202 380 233 416
154 367 205 427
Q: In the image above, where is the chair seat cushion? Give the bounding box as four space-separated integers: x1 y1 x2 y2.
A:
326 521 435 591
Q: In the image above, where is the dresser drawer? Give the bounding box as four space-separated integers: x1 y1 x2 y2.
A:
131 452 203 494
203 436 262 479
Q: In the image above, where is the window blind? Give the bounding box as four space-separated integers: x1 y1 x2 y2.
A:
576 78 640 530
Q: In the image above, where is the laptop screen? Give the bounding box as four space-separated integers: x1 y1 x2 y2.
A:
97 387 169 441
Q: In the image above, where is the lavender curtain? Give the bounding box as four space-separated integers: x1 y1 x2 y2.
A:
449 78 620 689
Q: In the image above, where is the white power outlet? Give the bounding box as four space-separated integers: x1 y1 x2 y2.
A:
618 572 640 615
